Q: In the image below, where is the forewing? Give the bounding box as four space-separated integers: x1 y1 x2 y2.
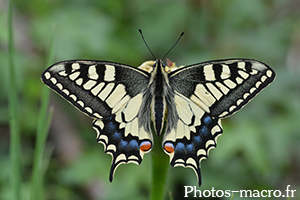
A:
168 59 275 118
41 60 150 119
163 93 223 186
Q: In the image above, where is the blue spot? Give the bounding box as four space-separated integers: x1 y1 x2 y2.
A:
119 140 128 149
194 135 202 144
199 126 209 137
106 121 116 132
203 116 212 125
186 143 194 153
106 116 113 121
175 142 185 153
112 131 121 140
129 140 139 150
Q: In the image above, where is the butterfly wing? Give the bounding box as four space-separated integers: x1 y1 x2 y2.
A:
41 60 153 181
163 92 222 186
168 59 275 118
165 59 275 185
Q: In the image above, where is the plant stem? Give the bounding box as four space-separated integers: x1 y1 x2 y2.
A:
150 133 170 200
8 0 22 200
30 35 54 200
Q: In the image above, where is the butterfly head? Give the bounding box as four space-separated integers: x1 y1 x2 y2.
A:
152 59 165 68
151 59 179 74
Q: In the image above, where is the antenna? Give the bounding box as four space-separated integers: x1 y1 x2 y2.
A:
162 32 184 60
139 29 156 60
139 29 184 60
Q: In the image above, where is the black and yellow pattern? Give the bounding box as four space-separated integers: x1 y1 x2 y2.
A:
41 58 275 186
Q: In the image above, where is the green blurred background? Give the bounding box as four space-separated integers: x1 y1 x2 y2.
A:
1 0 300 199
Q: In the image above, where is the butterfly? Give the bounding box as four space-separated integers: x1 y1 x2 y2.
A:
41 49 275 186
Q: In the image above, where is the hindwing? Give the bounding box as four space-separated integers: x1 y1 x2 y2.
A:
41 60 153 181
93 102 152 181
163 92 222 186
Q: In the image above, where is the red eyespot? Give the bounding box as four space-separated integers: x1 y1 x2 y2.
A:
164 142 174 153
140 141 152 152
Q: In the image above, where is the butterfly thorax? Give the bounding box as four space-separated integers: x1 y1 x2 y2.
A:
150 60 169 136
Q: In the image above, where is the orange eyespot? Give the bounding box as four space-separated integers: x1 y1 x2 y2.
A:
164 143 174 153
140 141 152 152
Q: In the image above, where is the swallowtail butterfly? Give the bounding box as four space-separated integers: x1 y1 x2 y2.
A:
41 39 275 186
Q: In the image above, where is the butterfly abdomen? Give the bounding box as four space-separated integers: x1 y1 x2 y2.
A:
151 60 168 135
153 96 165 135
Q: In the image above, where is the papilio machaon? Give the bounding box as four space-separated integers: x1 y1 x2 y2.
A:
41 45 275 186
